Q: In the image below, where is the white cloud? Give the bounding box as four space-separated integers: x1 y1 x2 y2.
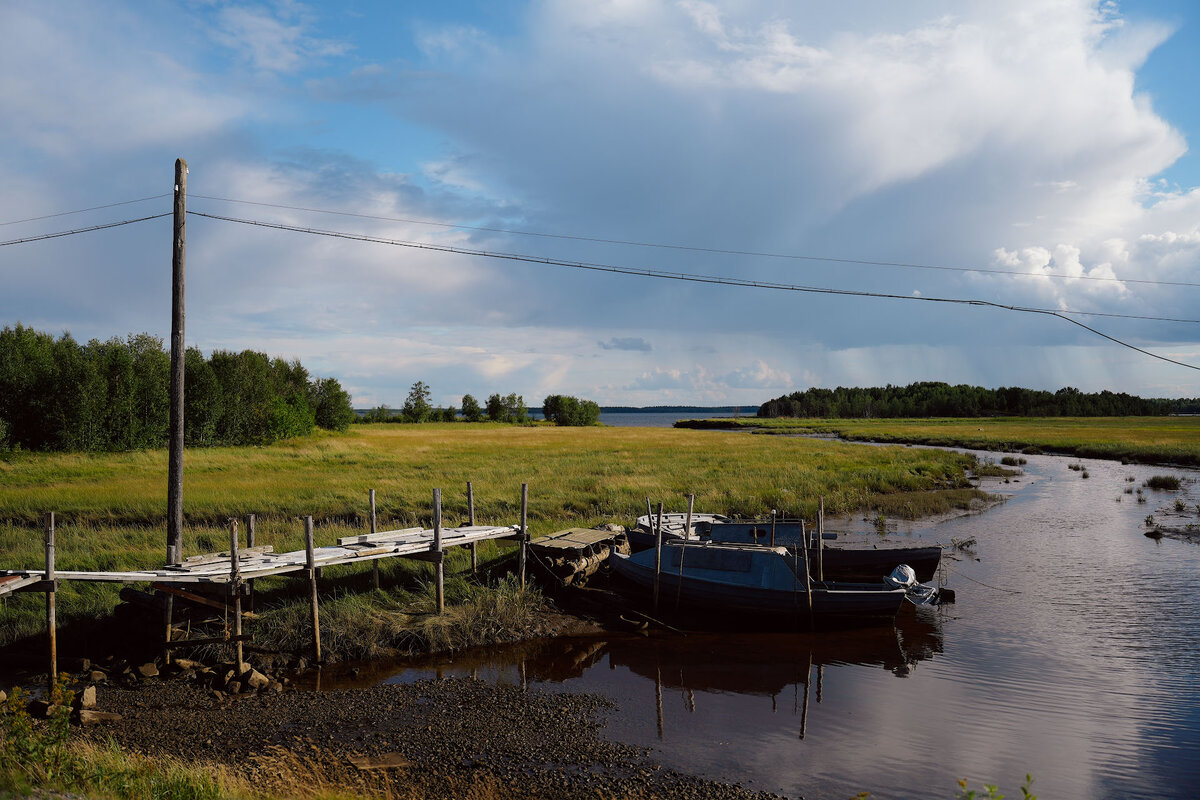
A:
210 2 349 74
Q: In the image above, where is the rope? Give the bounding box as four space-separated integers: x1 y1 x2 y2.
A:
940 563 1022 594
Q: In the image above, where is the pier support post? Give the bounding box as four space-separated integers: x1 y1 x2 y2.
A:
369 490 380 589
305 516 322 663
246 514 256 612
685 494 694 540
653 502 664 615
229 519 243 668
467 481 477 574
770 508 777 548
45 512 56 698
433 488 445 614
817 497 825 582
519 484 529 588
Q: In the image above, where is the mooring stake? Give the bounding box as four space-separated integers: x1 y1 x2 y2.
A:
433 488 445 614
653 502 664 615
519 483 529 588
45 511 56 698
305 516 322 663
229 519 243 668
467 481 478 574
369 489 380 590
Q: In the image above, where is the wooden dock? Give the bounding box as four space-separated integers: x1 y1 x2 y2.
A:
0 524 522 596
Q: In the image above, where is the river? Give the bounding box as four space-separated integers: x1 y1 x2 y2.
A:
319 449 1200 799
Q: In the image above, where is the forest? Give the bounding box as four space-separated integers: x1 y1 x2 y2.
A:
758 381 1200 419
0 323 355 452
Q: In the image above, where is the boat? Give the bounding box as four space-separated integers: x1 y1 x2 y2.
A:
631 515 941 582
609 540 908 626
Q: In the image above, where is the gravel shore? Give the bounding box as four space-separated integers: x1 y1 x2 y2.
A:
82 676 792 800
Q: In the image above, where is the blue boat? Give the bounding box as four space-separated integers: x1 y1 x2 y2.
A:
610 541 907 625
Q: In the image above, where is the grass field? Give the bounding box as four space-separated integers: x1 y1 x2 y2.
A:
0 424 981 649
678 416 1200 466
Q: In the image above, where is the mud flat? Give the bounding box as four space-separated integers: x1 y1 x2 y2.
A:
81 677 788 800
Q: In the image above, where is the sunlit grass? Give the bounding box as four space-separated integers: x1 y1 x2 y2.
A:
684 416 1200 465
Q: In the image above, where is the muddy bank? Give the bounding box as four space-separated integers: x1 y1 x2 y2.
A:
81 675 789 800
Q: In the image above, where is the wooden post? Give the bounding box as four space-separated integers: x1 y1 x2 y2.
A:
369 490 380 589
519 483 529 588
770 508 777 547
433 488 445 614
653 502 664 614
167 158 187 566
817 496 825 582
685 494 694 540
246 513 256 612
229 519 243 668
645 497 653 527
305 516 321 663
45 512 56 698
467 481 478 574
801 520 813 625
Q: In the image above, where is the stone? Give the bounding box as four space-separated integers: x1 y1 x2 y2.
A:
76 709 122 726
89 670 108 683
225 680 243 695
0 689 7 704
244 669 270 691
66 657 91 673
78 685 97 709
136 662 159 678
173 658 202 671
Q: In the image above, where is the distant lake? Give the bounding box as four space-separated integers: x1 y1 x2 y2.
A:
599 411 743 427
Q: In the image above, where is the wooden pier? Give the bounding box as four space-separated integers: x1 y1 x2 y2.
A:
0 485 533 687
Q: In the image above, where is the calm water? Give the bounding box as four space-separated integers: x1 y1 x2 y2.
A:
317 451 1200 799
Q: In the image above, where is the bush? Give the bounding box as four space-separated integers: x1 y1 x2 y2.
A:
542 394 601 426
460 394 483 422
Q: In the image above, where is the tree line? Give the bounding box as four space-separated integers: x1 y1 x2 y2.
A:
0 323 355 452
758 381 1200 419
359 383 600 426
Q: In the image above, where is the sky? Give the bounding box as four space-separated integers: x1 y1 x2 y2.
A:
2 0 1200 408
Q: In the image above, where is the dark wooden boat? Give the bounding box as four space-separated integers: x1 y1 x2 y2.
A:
632 516 942 582
610 541 907 626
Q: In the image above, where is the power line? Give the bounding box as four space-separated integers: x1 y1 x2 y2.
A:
189 192 1200 290
187 210 1200 372
0 194 170 227
0 213 171 246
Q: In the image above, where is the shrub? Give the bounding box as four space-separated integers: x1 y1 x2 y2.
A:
542 394 602 426
460 394 483 422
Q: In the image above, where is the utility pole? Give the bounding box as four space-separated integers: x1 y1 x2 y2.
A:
167 158 187 564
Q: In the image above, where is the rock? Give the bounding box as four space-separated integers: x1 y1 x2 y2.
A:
77 685 97 709
266 680 284 693
173 658 202 671
137 662 159 678
27 699 61 718
75 709 122 726
66 657 91 673
226 680 243 695
89 670 108 683
244 669 270 691
0 689 7 704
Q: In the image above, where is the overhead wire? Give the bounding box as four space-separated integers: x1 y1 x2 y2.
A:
189 192 1200 290
186 210 1200 372
0 213 172 247
0 194 170 227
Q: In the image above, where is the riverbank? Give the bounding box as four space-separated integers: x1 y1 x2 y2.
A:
674 416 1200 466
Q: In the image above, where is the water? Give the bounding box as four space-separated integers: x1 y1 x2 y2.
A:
599 410 740 427
317 451 1200 799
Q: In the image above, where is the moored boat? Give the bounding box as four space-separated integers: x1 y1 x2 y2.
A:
610 541 908 627
632 515 942 582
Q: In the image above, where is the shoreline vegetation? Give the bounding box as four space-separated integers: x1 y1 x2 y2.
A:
674 416 1200 467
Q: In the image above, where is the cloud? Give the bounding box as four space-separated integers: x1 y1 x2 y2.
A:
599 337 652 352
210 2 349 74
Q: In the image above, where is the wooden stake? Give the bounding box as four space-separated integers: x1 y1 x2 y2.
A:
675 496 693 611
305 516 321 663
229 519 243 668
369 490 380 589
45 512 56 697
817 496 825 583
685 494 694 540
246 513 256 612
653 502 664 614
519 483 529 588
467 481 477 574
167 158 187 566
433 488 445 614
801 520 813 626
770 508 777 548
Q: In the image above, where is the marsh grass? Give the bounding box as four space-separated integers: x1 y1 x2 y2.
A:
687 416 1200 466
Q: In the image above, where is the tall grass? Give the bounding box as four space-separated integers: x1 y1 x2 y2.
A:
688 416 1200 466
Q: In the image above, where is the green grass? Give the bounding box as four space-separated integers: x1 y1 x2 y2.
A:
678 416 1200 466
1 424 978 649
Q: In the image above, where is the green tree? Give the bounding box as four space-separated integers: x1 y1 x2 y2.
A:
460 393 483 422
541 394 601 426
309 377 355 431
402 381 433 423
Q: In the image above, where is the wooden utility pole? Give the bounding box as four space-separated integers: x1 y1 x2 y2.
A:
167 158 187 564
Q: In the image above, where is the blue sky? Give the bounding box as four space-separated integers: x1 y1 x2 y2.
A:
2 1 1199 408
